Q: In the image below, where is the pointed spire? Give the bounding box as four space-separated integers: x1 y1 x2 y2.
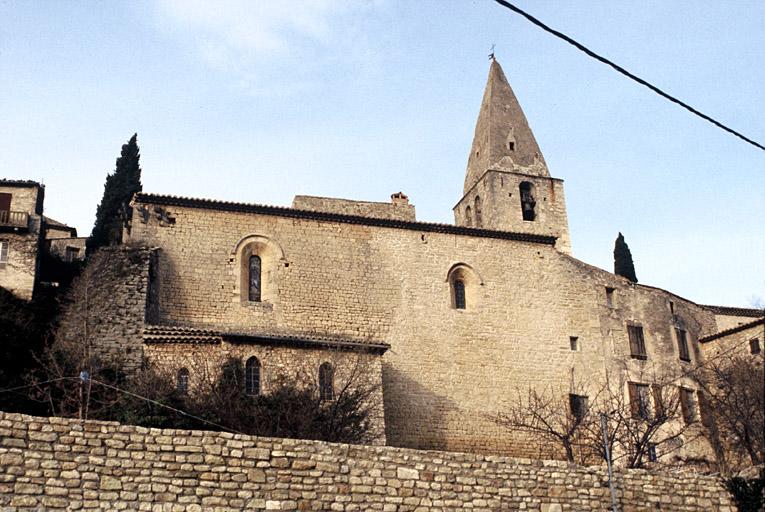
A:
464 59 547 194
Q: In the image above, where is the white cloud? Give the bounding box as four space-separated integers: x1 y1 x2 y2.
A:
154 0 382 92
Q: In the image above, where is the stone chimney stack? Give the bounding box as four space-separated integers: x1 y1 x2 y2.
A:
390 192 409 205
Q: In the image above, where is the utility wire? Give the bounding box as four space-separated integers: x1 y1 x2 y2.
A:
0 377 74 395
88 378 248 436
491 0 765 152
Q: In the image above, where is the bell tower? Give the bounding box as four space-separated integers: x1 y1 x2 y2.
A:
454 59 571 254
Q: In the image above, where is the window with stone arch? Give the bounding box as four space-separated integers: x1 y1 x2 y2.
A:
465 205 473 226
519 181 536 221
446 263 482 311
319 362 334 401
474 196 482 227
177 368 189 395
232 235 285 304
248 255 262 301
245 356 261 396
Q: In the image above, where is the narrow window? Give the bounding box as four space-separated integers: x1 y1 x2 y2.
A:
465 205 472 227
697 390 711 427
507 141 515 151
628 382 651 419
474 196 482 227
519 182 536 221
669 301 675 315
177 368 189 395
0 240 8 265
64 246 79 263
453 279 466 310
569 336 579 351
647 443 658 462
245 356 261 395
676 328 690 362
628 325 647 360
569 394 588 421
319 362 334 401
0 193 11 224
751 338 761 355
605 287 615 308
248 255 262 302
651 384 664 418
679 387 696 424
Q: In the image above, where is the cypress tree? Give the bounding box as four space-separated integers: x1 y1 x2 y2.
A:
87 134 142 253
614 232 638 283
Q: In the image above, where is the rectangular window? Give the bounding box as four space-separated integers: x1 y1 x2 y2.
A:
680 387 697 424
606 287 615 308
0 240 8 265
64 246 79 263
676 328 690 362
697 390 711 427
569 336 579 351
647 443 658 462
628 382 651 420
569 394 588 421
751 339 761 355
651 384 664 418
628 325 647 360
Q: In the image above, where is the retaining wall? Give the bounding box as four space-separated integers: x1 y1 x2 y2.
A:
0 412 733 511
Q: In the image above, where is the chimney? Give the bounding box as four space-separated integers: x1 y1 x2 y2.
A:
391 192 409 205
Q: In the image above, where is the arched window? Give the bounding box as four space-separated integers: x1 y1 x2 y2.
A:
453 279 466 309
519 181 536 221
447 263 482 311
245 356 261 395
474 196 482 227
248 255 262 302
177 368 189 395
319 363 334 401
465 205 472 227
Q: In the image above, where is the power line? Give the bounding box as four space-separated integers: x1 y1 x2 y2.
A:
0 377 74 395
491 0 765 152
88 378 247 436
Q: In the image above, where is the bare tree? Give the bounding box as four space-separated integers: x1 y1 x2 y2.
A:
493 385 598 463
693 354 764 468
495 373 699 468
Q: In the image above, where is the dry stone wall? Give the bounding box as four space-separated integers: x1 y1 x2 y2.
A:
0 412 734 511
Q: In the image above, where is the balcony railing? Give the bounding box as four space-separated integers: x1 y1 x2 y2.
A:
0 210 30 230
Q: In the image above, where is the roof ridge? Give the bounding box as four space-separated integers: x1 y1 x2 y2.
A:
698 317 765 343
133 192 558 246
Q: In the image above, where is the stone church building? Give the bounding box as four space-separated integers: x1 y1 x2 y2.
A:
55 60 763 460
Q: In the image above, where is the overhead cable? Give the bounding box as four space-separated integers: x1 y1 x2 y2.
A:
491 0 765 152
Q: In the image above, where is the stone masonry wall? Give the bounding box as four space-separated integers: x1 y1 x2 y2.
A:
127 200 719 457
0 412 734 511
55 246 155 372
0 184 43 301
0 231 40 301
292 195 416 221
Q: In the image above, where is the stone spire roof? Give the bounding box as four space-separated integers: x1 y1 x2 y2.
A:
464 59 548 194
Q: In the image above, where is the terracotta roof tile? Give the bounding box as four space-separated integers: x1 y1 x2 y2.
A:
698 317 765 343
143 325 389 353
701 305 765 318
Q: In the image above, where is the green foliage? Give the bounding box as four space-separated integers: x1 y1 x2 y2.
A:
614 232 638 282
87 134 142 253
723 469 764 512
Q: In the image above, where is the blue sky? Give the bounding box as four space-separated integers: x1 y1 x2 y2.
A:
1 0 763 307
